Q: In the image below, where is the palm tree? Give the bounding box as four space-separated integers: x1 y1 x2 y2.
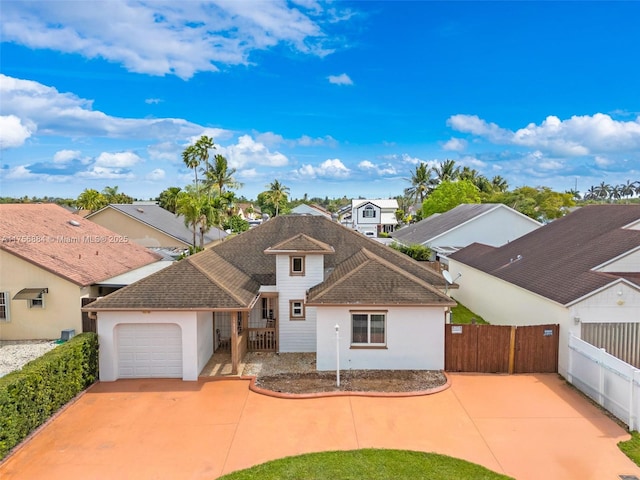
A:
593 182 612 201
565 188 581 201
608 185 622 202
491 175 509 193
76 189 107 213
619 180 637 202
583 186 599 201
182 145 200 190
403 163 435 203
203 154 242 195
434 159 459 183
265 179 290 217
157 187 182 213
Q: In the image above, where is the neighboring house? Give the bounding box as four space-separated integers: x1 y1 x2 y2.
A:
343 199 399 237
0 204 163 341
290 203 333 219
86 204 227 250
85 215 454 381
448 205 640 376
391 204 542 264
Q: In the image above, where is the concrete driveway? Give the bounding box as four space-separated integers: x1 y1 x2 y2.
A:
1 374 638 480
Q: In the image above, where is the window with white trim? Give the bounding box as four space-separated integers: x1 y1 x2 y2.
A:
290 256 305 276
0 292 10 321
290 300 305 320
29 296 45 309
351 312 386 345
363 205 376 218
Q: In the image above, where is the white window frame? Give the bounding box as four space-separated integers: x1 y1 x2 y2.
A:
29 295 45 309
289 300 305 320
362 205 376 218
0 292 10 322
351 311 386 346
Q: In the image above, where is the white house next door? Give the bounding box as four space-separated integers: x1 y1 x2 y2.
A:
116 323 182 378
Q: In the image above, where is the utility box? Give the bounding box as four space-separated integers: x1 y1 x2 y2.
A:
61 329 76 341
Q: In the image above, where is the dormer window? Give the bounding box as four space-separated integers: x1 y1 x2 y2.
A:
363 205 376 218
290 256 305 276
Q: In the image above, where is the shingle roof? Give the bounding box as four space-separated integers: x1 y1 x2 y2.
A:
87 215 452 310
0 204 161 286
307 248 455 306
392 203 536 245
265 234 335 254
88 204 227 244
449 205 640 305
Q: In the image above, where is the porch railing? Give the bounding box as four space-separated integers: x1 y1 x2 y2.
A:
247 328 276 352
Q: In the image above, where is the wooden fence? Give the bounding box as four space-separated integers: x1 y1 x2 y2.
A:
81 297 98 333
445 323 559 373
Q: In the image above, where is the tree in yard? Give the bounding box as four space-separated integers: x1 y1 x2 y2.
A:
263 179 290 217
433 159 460 183
101 185 133 204
494 186 574 222
404 163 436 203
491 175 509 193
593 182 612 201
182 135 215 192
157 187 182 213
203 154 242 195
421 180 480 218
619 180 637 202
75 189 107 213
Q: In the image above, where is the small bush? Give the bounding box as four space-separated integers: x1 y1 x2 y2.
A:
0 333 98 459
390 241 432 261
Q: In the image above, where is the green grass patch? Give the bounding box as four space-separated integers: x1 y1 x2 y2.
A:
619 431 640 467
450 300 488 324
218 449 513 480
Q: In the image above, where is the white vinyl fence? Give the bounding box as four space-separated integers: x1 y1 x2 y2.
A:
567 334 640 431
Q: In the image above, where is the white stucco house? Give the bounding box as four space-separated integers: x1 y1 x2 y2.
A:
448 205 640 376
391 203 542 265
85 215 454 381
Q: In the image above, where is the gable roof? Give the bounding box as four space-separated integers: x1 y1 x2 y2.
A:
87 215 451 311
391 203 540 245
0 203 161 286
307 248 455 306
352 199 399 210
87 204 228 245
449 205 640 305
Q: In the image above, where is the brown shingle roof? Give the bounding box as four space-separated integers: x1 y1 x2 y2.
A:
307 248 455 306
265 234 335 254
87 215 452 310
0 204 161 286
449 205 640 305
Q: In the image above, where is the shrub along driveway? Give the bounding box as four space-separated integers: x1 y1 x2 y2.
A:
1 373 638 480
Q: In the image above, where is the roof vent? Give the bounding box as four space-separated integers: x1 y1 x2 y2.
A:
136 207 144 213
68 220 81 227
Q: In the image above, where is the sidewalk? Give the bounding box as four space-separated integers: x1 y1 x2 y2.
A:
1 373 638 480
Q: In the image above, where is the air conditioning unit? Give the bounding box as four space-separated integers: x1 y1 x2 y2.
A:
60 329 76 341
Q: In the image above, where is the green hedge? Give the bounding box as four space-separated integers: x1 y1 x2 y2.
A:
0 333 99 459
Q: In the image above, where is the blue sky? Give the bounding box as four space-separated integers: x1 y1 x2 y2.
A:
1 1 639 202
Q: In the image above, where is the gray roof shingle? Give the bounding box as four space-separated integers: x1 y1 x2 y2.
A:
449 205 640 305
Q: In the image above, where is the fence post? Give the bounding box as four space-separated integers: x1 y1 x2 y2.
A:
598 348 606 406
567 333 574 384
508 326 516 374
631 368 640 432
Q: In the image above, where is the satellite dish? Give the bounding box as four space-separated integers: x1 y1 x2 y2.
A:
442 270 453 284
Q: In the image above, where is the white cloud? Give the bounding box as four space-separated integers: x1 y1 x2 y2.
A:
594 155 614 167
145 98 162 105
78 166 135 180
442 137 467 152
95 151 141 168
145 168 165 180
296 134 338 147
0 114 35 148
0 1 343 79
1 74 223 141
327 73 353 86
255 131 285 147
2 165 40 180
357 160 397 176
295 158 350 179
448 113 640 156
53 149 82 164
220 135 288 168
147 142 180 162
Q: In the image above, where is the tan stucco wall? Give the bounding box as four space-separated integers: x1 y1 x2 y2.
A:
88 208 189 248
0 250 85 340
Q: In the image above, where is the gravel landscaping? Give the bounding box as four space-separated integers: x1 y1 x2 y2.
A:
0 340 59 378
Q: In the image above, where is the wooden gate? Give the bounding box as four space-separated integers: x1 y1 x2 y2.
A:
445 324 559 373
81 297 98 333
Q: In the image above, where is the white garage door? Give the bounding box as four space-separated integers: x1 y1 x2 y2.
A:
116 323 182 378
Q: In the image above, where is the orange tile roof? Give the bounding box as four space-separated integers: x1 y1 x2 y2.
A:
0 203 161 286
